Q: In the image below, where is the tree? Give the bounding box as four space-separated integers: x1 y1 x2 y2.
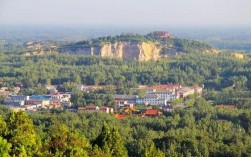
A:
93 123 128 157
90 145 108 157
71 91 84 107
4 111 39 156
0 137 11 157
0 115 6 135
239 112 251 134
143 141 165 157
47 124 90 156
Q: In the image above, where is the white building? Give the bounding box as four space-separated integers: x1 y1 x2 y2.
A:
146 89 179 101
136 94 167 105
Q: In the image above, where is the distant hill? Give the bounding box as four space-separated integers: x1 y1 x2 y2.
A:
58 31 215 61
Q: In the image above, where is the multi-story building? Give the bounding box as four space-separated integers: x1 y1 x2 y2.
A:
136 94 167 105
146 89 179 101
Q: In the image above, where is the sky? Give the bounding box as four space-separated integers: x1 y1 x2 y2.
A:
0 0 251 27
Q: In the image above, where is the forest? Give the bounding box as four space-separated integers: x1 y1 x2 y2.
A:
1 97 251 156
0 53 250 90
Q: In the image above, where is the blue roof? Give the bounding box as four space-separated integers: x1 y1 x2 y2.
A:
30 95 51 100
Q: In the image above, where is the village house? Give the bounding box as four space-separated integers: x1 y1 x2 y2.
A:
113 95 138 104
78 105 114 114
78 105 99 112
26 99 50 107
100 106 114 114
116 100 134 108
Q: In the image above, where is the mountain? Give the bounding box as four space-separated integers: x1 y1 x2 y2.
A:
58 31 215 61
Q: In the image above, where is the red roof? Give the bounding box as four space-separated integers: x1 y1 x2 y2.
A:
100 106 109 110
27 99 43 102
115 114 129 120
153 84 181 90
144 109 160 116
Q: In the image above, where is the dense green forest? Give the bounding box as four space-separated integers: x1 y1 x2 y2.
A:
1 97 251 156
0 53 250 89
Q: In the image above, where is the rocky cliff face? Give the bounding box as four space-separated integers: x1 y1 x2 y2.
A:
100 42 161 61
61 41 161 61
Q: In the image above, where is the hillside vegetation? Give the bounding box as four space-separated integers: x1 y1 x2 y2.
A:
59 32 213 61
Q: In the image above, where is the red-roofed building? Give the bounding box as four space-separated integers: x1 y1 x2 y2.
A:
85 105 99 110
152 84 181 91
141 109 163 117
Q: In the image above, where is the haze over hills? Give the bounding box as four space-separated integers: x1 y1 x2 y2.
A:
1 25 251 52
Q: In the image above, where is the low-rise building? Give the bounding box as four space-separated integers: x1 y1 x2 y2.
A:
4 100 25 106
100 106 114 114
177 87 195 98
141 109 163 117
113 95 138 104
26 99 50 107
4 95 30 107
78 105 99 112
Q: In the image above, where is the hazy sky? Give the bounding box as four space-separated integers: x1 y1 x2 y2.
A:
0 0 251 27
